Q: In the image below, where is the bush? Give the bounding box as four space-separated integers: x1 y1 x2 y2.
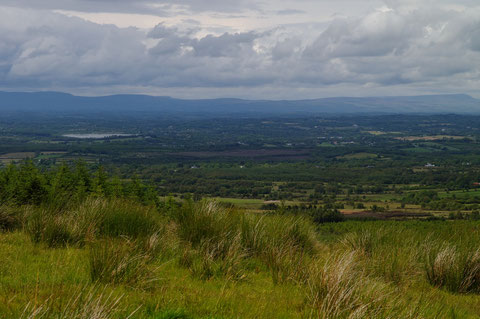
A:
311 208 344 224
0 206 22 232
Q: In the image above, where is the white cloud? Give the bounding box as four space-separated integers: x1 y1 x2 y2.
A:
0 1 479 98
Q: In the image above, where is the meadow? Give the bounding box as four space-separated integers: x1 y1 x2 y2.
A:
3 195 480 318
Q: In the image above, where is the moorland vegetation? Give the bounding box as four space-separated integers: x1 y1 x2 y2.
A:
2 162 480 318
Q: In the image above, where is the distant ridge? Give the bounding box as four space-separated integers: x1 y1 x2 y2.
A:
0 91 479 116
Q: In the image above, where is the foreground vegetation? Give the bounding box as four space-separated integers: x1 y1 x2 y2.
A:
4 191 480 317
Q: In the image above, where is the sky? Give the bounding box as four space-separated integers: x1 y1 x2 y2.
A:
0 0 479 99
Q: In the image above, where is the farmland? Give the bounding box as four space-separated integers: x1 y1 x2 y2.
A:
3 113 480 317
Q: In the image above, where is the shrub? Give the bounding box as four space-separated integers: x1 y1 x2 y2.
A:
311 208 344 224
0 206 21 232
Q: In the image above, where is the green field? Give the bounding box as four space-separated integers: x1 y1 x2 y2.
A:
4 198 480 318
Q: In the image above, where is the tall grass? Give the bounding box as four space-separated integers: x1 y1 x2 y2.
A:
25 198 162 247
174 201 247 280
173 201 318 282
89 238 155 287
250 214 317 284
173 201 241 250
20 285 138 319
15 199 480 318
302 251 421 319
97 199 159 238
425 244 480 293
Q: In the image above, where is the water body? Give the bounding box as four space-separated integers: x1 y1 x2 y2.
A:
62 133 135 139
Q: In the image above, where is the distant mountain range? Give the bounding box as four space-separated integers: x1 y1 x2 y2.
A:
0 91 479 117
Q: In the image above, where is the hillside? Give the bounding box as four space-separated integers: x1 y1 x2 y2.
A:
0 91 479 117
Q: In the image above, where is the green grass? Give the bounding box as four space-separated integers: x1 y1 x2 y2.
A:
0 233 305 318
6 200 480 317
403 147 440 153
437 189 480 199
211 197 264 209
337 152 378 159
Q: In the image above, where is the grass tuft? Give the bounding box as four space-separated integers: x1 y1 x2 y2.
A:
20 285 136 319
88 238 154 287
426 244 480 293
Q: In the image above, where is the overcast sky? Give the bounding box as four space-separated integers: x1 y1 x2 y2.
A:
1 0 479 99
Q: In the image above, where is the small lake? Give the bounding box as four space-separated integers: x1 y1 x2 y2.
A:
62 133 135 139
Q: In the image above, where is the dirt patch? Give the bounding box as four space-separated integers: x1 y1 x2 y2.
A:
40 151 67 155
169 149 311 159
395 135 470 141
343 210 433 220
0 152 36 164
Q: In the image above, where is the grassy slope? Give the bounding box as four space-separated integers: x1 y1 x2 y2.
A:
4 201 480 318
0 231 305 318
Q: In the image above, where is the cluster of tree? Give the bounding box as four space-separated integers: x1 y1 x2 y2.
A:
270 202 344 223
0 160 156 208
448 211 480 220
401 190 480 211
401 190 439 205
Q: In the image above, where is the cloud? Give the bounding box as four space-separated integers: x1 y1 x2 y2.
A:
0 0 261 15
191 32 259 57
276 9 306 16
0 2 480 98
0 7 148 87
298 6 480 88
